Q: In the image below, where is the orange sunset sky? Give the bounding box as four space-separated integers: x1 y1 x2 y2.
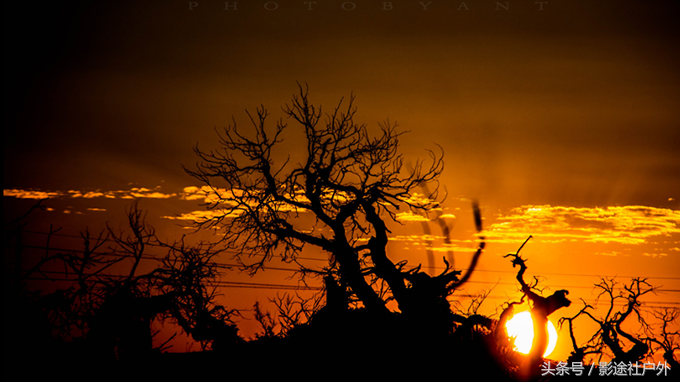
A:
4 0 680 363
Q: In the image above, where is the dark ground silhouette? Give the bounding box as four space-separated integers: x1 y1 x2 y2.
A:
6 201 677 381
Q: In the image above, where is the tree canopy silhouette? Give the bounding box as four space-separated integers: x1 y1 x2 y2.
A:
186 85 485 335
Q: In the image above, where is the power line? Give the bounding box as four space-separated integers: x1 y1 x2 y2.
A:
12 238 680 283
16 275 680 311
11 261 680 299
18 228 680 281
13 252 680 296
11 230 680 291
18 270 680 306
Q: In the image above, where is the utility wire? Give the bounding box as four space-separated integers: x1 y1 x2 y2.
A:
18 270 680 309
10 231 680 300
11 235 680 282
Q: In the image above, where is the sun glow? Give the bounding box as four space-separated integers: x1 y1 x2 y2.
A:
505 311 558 357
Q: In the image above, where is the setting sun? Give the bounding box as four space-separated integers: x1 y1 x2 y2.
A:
505 311 558 357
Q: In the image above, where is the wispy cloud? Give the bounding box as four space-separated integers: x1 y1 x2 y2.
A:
4 187 176 200
389 234 448 242
180 186 240 203
642 252 668 258
439 213 457 219
389 235 479 253
487 205 680 245
7 187 678 254
397 192 439 208
3 189 61 199
395 211 431 222
594 251 624 257
161 209 243 223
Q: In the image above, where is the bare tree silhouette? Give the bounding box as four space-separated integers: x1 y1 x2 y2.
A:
5 201 241 369
505 237 571 379
645 307 680 369
559 308 601 365
565 278 655 364
4 201 120 371
185 84 486 337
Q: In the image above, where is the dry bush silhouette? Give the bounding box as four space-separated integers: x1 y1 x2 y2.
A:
4 201 242 372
